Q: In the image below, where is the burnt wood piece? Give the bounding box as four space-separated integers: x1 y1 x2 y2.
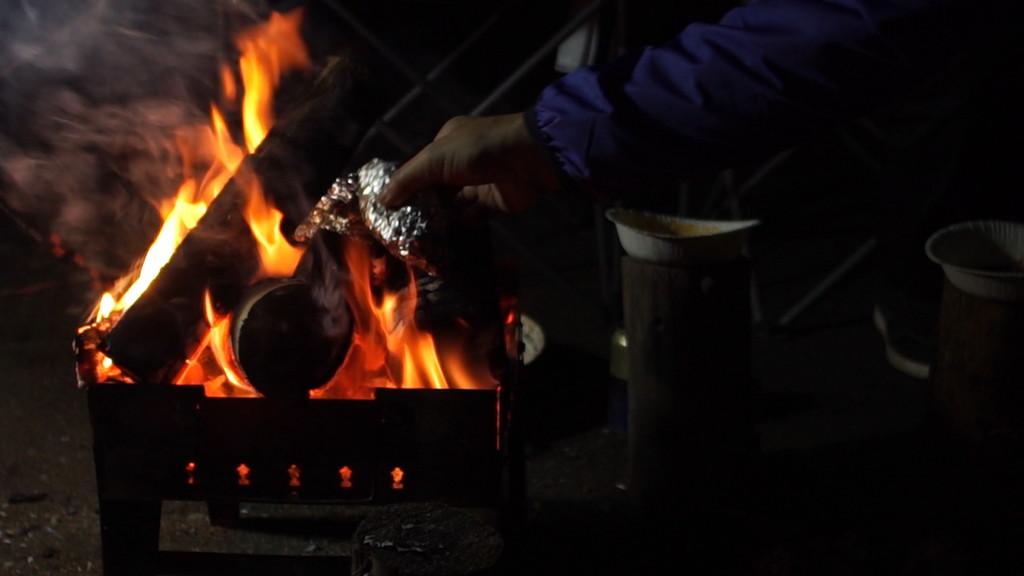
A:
622 256 756 521
104 57 376 384
351 503 503 576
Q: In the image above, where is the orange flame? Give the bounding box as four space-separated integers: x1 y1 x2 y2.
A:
85 7 499 396
243 177 305 278
202 291 251 392
95 8 309 323
317 240 497 398
235 8 311 153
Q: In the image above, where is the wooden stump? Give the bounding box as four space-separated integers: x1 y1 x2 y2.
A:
351 503 503 576
622 256 756 519
932 277 1024 457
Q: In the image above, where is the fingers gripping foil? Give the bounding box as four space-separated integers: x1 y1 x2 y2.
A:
294 158 445 275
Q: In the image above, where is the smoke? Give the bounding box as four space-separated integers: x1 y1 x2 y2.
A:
0 0 271 280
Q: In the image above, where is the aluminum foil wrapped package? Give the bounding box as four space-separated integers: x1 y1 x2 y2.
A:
294 158 446 275
292 173 366 241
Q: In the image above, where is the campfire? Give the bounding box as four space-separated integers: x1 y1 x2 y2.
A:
75 6 513 401
70 7 523 574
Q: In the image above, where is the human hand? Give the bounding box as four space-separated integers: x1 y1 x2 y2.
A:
378 113 560 213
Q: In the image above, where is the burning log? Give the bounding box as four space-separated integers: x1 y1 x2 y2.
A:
103 56 377 384
103 183 258 383
231 277 351 403
351 503 503 576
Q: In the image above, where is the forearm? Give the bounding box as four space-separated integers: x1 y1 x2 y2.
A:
531 0 992 200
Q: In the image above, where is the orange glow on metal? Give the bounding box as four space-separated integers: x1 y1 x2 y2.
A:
237 463 251 486
339 466 353 488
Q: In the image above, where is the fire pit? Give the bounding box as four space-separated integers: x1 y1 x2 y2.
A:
71 7 525 575
81 352 522 575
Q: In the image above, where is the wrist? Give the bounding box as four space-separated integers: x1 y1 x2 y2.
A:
520 108 570 195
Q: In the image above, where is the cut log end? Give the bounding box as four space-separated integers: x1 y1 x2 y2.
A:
232 278 352 404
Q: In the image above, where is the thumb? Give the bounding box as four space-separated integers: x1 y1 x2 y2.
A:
378 151 440 209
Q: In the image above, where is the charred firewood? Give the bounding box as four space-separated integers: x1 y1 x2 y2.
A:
103 56 379 384
103 183 258 383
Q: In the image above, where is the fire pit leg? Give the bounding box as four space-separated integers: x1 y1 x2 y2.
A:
207 501 241 528
98 499 162 576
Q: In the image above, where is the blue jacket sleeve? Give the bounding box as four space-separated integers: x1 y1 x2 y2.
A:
528 0 993 200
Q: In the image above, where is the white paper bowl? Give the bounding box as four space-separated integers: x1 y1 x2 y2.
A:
925 220 1024 302
606 208 759 266
519 314 545 365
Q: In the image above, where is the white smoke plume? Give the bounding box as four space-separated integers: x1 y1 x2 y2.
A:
1 0 272 280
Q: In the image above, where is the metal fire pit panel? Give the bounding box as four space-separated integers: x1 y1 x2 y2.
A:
375 388 502 506
88 384 504 508
89 384 203 501
196 396 381 502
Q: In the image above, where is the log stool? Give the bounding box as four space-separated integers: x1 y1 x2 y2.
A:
931 276 1024 458
621 256 756 520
